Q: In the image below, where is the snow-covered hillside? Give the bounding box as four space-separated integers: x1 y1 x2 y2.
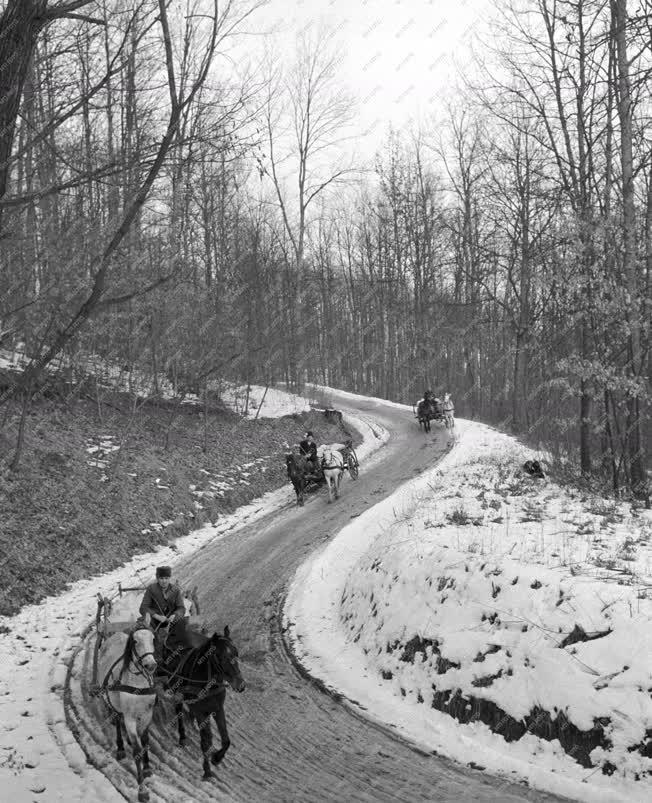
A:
286 419 652 803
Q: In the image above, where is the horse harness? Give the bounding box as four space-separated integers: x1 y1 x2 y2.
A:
320 451 342 471
154 639 230 702
100 625 157 712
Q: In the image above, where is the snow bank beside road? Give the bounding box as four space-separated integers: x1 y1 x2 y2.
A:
285 419 652 803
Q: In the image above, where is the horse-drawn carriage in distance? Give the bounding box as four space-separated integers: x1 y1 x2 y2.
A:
90 582 245 800
414 391 455 433
285 438 359 506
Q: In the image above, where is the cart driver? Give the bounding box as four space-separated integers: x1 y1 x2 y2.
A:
139 566 186 648
298 430 319 476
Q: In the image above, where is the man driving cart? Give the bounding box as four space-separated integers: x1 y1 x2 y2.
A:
139 565 185 655
298 430 320 479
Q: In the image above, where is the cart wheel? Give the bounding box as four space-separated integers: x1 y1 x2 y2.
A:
347 453 359 479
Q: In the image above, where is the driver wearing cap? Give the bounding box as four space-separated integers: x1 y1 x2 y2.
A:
139 565 186 631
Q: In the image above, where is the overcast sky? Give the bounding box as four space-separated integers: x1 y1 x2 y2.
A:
242 0 492 157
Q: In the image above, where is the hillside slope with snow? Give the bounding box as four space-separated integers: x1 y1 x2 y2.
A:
0 389 386 803
285 418 652 803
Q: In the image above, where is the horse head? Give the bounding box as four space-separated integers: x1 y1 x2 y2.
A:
123 623 157 675
210 626 245 693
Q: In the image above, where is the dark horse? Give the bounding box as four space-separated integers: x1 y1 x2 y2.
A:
154 620 245 781
285 451 313 506
417 397 439 433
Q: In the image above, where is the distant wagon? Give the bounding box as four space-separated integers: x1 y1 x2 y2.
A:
285 438 360 506
413 393 445 433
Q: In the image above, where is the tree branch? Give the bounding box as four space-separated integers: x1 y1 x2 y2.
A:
0 160 138 208
58 12 106 24
96 273 177 309
43 0 95 19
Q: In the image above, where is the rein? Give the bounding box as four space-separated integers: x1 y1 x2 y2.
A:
157 648 226 684
157 642 230 699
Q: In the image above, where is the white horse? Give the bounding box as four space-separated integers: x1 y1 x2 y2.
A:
442 393 455 430
97 623 157 802
320 446 344 502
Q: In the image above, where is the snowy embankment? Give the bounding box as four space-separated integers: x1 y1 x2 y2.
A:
1 346 312 419
285 418 652 803
0 387 387 803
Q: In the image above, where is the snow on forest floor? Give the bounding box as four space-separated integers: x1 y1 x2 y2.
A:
0 346 313 420
285 418 652 803
0 390 386 803
217 383 313 417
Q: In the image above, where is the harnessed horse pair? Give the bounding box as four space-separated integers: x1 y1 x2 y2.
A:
285 445 346 505
96 616 245 799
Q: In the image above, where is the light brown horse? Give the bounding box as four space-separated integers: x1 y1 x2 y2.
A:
97 623 157 802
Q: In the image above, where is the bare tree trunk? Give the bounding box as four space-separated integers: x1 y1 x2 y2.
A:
612 0 645 496
0 0 46 231
9 390 31 470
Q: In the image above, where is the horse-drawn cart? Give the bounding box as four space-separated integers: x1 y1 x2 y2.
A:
90 583 204 694
286 439 360 505
86 581 245 795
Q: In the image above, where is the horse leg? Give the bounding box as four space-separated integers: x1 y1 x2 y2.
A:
123 719 149 802
199 714 215 781
141 727 152 779
211 700 230 766
115 715 126 761
326 475 333 503
176 702 187 746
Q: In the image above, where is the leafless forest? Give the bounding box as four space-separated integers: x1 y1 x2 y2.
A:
0 0 649 498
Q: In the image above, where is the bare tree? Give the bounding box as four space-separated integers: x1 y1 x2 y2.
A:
259 23 356 388
0 0 102 232
611 0 646 497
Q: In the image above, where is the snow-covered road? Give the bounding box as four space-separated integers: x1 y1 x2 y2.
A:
2 389 569 802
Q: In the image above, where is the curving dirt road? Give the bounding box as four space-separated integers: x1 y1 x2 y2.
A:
67 392 571 802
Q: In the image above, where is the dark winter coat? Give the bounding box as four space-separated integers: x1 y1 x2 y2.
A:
139 581 186 622
299 439 318 460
